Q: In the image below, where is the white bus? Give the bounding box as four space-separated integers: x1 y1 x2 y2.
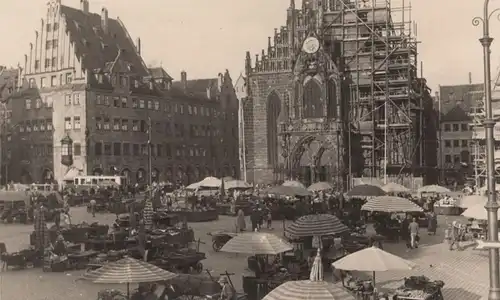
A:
70 176 127 187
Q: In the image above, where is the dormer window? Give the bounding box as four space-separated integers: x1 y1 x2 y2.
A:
97 73 103 84
149 81 154 90
134 80 139 88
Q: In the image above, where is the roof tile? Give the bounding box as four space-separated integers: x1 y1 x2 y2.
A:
60 5 149 76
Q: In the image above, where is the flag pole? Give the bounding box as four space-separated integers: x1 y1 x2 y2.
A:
148 117 152 199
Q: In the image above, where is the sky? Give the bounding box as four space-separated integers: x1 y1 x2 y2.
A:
1 0 500 92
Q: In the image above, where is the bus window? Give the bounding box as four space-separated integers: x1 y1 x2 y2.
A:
92 179 98 184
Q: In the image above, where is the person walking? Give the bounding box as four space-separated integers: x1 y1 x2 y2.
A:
90 198 96 217
408 217 419 249
236 209 246 232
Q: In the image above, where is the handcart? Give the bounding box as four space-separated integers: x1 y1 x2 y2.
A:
153 250 206 273
207 231 238 252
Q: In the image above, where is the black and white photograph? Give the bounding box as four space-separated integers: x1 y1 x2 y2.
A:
0 0 498 299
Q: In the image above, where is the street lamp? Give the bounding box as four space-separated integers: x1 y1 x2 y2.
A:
472 1 500 299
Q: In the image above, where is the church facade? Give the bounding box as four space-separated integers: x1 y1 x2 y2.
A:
243 0 437 188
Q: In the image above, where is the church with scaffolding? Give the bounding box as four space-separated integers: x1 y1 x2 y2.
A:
242 0 438 189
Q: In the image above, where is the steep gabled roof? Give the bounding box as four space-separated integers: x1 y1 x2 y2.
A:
60 5 149 76
441 105 471 122
439 84 483 115
149 67 173 81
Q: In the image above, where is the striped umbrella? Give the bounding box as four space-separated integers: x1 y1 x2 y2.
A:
361 196 423 213
84 256 178 298
143 200 154 229
286 214 349 238
220 231 293 255
263 249 355 300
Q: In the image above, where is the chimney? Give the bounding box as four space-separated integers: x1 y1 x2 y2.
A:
181 71 187 90
136 37 141 55
101 8 109 34
80 0 89 13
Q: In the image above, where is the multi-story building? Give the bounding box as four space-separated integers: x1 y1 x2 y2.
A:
437 84 482 184
243 0 437 187
3 0 239 185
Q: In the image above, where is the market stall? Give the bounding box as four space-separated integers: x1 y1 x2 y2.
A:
433 196 464 216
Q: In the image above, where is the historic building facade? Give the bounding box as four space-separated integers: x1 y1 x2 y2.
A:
2 0 239 185
243 0 437 187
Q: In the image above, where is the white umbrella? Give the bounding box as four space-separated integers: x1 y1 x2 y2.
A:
198 176 222 188
458 195 487 208
225 180 251 189
382 182 410 193
220 231 293 255
417 185 450 194
185 181 202 190
282 180 306 189
263 250 355 300
332 246 416 284
462 203 500 220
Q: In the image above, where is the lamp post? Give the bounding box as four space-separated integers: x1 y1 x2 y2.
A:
473 1 500 299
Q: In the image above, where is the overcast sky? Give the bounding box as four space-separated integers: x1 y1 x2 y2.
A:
1 0 500 92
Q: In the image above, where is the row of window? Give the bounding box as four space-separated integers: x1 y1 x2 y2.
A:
29 143 82 157
93 142 219 158
94 117 222 138
64 117 81 130
443 123 470 132
443 139 469 148
27 72 72 89
95 94 236 120
443 154 472 164
19 119 53 132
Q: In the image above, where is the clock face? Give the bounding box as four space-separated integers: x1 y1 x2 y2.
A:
302 37 320 54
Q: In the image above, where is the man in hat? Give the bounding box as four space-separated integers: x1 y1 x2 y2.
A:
218 276 235 300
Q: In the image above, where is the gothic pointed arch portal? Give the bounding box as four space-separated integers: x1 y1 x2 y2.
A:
290 135 340 187
266 91 281 167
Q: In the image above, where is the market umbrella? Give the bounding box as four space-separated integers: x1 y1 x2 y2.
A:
458 195 487 208
361 196 424 213
382 182 410 193
286 214 349 238
266 185 312 197
220 231 293 255
225 180 251 190
198 176 222 188
462 203 500 220
346 184 386 197
185 181 202 190
84 256 178 298
263 250 355 300
282 180 306 189
353 178 383 187
417 185 450 194
332 246 416 285
308 182 333 192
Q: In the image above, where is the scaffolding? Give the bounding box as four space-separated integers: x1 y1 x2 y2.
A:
323 0 423 184
469 74 500 187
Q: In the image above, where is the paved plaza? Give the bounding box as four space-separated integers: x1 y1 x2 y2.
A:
0 208 490 299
